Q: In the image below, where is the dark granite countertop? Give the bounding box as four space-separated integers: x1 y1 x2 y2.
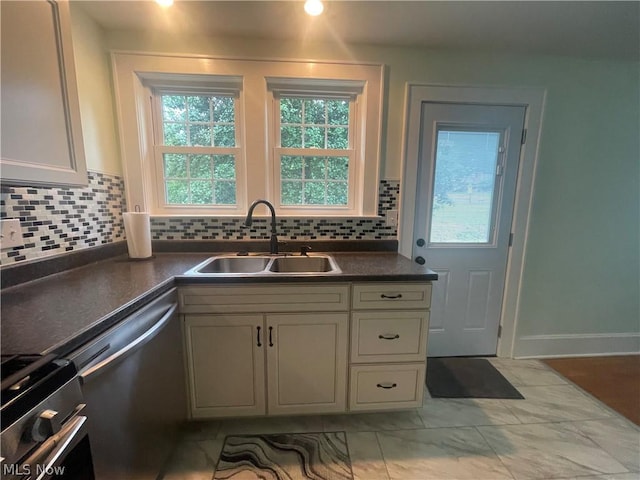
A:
1 252 436 358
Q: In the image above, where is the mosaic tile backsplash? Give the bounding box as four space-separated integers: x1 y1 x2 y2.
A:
1 178 399 265
1 172 127 265
150 180 399 241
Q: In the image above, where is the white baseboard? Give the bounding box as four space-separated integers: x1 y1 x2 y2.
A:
513 332 640 359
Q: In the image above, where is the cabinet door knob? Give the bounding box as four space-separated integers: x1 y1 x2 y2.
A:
415 256 426 265
268 326 274 347
376 383 397 389
256 326 262 347
378 334 400 340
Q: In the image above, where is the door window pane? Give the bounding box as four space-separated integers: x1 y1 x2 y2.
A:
430 130 501 243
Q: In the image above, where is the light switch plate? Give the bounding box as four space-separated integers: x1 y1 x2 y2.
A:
1 219 24 249
385 209 398 227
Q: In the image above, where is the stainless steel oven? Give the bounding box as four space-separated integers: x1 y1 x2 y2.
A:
1 355 94 480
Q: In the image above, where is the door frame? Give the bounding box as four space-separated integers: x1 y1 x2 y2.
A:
398 84 546 358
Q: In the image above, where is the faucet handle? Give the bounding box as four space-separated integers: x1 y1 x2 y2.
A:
300 245 312 256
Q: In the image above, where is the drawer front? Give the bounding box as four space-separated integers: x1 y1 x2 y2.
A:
352 283 431 310
351 311 429 363
349 364 425 411
179 284 350 313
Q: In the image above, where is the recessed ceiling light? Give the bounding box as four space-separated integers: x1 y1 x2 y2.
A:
304 0 324 16
156 0 173 7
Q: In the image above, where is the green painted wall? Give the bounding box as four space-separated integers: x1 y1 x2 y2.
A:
104 31 640 351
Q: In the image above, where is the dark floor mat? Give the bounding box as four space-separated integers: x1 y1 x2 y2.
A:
427 357 524 399
214 431 353 480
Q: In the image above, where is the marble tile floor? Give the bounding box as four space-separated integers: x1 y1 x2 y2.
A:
160 358 640 480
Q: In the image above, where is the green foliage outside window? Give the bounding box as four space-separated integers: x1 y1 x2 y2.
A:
280 96 350 207
430 130 501 243
281 156 348 206
433 130 500 208
280 97 349 149
164 154 236 205
160 94 237 206
162 94 235 147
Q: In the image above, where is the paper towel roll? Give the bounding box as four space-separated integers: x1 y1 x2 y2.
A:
123 212 152 259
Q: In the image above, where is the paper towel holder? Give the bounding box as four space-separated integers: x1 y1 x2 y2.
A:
123 206 154 261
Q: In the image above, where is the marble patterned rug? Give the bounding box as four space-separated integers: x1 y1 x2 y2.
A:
214 431 353 480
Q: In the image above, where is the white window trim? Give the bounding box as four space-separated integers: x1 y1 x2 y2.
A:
111 52 384 216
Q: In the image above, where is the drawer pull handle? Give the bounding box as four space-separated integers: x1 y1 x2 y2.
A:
257 326 262 347
376 383 397 389
378 334 400 340
269 326 274 347
380 294 403 299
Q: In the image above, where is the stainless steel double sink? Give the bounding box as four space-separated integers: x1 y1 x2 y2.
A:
185 254 341 276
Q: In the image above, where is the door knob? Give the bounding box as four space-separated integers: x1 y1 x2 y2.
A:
415 256 425 265
416 238 426 247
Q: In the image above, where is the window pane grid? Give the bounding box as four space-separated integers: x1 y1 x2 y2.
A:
163 153 237 205
280 97 349 150
280 155 349 206
162 94 236 147
279 96 351 207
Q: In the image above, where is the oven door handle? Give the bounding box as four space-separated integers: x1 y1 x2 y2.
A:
22 413 88 480
79 304 177 383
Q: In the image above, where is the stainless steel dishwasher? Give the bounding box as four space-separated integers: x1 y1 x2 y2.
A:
70 288 186 480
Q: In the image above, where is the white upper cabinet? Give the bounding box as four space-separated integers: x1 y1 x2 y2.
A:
1 0 87 186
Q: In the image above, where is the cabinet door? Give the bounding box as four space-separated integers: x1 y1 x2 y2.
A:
1 0 87 186
265 313 348 415
184 314 265 418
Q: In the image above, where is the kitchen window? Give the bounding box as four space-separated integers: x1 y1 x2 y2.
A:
267 77 368 216
112 53 383 217
279 97 351 206
273 94 355 212
154 92 241 208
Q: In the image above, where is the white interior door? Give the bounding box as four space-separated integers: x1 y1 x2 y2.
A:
413 103 525 357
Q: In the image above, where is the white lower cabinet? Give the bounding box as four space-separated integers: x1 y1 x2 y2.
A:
184 314 265 418
182 284 349 419
349 364 426 411
351 310 429 363
181 281 431 418
349 282 431 411
266 313 348 415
